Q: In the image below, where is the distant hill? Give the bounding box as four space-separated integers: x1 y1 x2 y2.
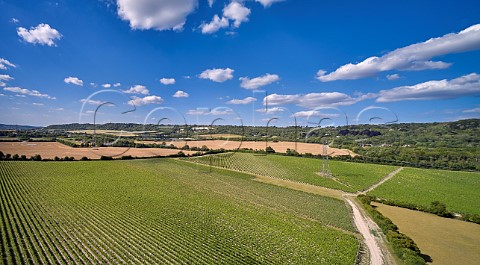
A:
0 124 42 130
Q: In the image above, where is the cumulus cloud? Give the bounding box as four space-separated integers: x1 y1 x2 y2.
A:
293 110 340 119
208 0 215 7
200 15 229 34
102 83 112 88
173 90 189 98
117 0 198 31
377 73 480 102
223 1 250 28
122 85 150 95
317 24 480 81
265 92 374 108
240 73 279 89
256 107 285 114
160 78 176 85
3 87 55 99
80 99 106 105
199 68 234 82
113 83 121 87
17 23 62 46
0 58 16 70
64 76 83 86
463 107 480 113
0 75 13 86
227 96 256 104
187 107 234 115
128 95 164 106
90 82 98 87
386 74 400 81
255 0 284 8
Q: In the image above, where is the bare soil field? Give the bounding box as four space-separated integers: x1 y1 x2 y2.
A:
139 140 356 157
373 202 480 265
0 142 196 159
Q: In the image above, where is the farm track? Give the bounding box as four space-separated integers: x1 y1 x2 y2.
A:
359 167 404 194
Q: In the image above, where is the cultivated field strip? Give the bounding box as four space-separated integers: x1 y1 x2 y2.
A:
0 160 359 264
187 153 397 192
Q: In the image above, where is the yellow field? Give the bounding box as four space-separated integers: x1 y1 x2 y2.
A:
373 202 480 265
0 142 197 159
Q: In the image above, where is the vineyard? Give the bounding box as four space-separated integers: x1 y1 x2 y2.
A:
187 153 397 192
0 159 359 264
368 167 480 215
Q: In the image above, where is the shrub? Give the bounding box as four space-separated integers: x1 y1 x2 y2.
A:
80 156 90 161
31 154 42 161
121 155 134 160
100 156 113 160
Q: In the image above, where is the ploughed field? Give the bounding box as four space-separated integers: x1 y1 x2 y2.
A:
0 160 358 264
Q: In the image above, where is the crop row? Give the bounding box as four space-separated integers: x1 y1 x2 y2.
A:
187 153 397 192
0 160 359 264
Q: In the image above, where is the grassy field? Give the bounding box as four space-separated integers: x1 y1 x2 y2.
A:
0 159 358 264
187 153 397 192
368 167 480 215
374 203 480 265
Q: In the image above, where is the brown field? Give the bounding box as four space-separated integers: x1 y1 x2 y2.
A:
0 142 196 159
138 140 356 156
373 202 480 265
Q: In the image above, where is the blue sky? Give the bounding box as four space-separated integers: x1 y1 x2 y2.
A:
0 0 479 127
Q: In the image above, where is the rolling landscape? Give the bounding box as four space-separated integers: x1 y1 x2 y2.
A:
1 0 480 264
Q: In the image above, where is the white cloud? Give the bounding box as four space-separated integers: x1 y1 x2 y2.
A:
0 58 16 70
199 68 234 82
11 18 20 23
208 0 215 7
223 1 250 28
173 90 189 98
0 75 13 86
255 0 284 8
293 110 340 119
386 74 400 81
64 76 83 86
117 0 198 31
227 96 256 104
317 24 480 81
90 82 98 87
200 15 229 34
128 95 164 106
102 83 112 88
463 107 480 113
17 23 62 46
256 107 285 114
240 73 279 89
53 108 64 111
113 83 121 87
186 107 234 115
32 103 44 106
377 73 480 102
80 99 106 105
160 78 176 85
3 87 55 99
122 85 150 95
186 109 209 115
265 92 374 108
